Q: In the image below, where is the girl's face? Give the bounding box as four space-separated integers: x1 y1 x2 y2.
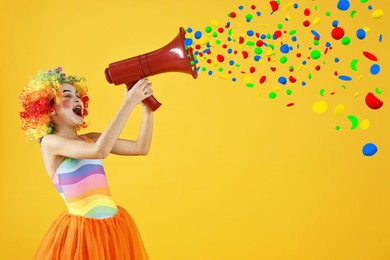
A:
52 83 84 128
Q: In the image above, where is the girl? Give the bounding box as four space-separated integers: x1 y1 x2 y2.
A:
19 67 152 259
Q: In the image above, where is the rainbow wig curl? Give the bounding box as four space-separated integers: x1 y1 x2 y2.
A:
19 67 89 141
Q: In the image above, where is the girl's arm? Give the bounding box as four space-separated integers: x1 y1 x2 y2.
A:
85 104 153 156
41 78 153 159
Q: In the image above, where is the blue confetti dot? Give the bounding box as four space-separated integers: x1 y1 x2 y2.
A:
370 64 380 75
256 11 261 16
208 70 213 76
195 67 200 73
356 29 366 40
337 0 350 11
194 31 202 39
280 44 290 54
368 5 373 10
227 48 233 54
326 42 331 47
332 20 339 27
302 60 307 65
247 30 254 36
261 34 267 39
187 27 193 33
184 38 193 46
362 143 378 156
338 75 352 81
294 3 299 9
302 81 307 86
278 76 287 85
254 55 261 61
232 78 237 82
239 5 244 10
379 34 383 42
311 30 321 38
292 36 297 42
335 58 340 63
229 60 235 66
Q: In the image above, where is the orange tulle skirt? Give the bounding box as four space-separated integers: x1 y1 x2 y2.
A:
34 206 149 260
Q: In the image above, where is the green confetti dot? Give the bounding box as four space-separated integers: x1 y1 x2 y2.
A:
201 67 207 71
266 33 272 39
310 50 321 60
246 41 255 47
308 73 312 79
269 92 277 99
335 126 341 131
212 32 218 37
218 68 223 72
246 14 253 20
278 24 283 29
341 36 351 45
313 40 319 46
254 47 263 54
350 10 357 18
289 30 297 35
228 29 233 35
190 61 195 66
246 83 255 88
205 26 212 33
268 44 275 50
216 40 221 44
360 0 368 3
375 88 382 94
280 56 288 64
286 89 293 95
326 11 331 16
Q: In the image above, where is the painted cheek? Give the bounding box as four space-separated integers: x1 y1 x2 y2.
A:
62 99 72 109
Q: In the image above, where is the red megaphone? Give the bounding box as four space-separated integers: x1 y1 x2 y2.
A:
105 27 198 111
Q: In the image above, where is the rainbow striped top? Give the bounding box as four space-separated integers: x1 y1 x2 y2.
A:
52 158 118 218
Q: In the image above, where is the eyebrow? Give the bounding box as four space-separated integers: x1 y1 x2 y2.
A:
62 90 79 94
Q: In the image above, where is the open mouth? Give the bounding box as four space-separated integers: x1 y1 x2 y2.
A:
72 105 83 117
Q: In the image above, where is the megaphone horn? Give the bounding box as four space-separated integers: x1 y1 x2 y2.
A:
105 27 198 111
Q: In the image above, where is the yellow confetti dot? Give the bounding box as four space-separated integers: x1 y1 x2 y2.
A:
243 76 251 83
211 61 219 66
334 104 345 117
200 37 209 45
358 75 363 80
297 64 303 71
218 74 229 80
261 24 269 27
312 101 328 114
273 86 281 92
256 91 261 98
372 9 384 19
284 2 294 9
211 20 219 27
266 49 274 56
313 17 321 25
354 92 360 97
237 22 241 27
285 15 292 21
363 27 371 33
360 119 370 130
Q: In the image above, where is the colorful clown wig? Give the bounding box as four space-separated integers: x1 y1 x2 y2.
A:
19 67 89 141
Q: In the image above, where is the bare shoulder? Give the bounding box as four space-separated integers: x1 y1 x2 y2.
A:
40 135 65 180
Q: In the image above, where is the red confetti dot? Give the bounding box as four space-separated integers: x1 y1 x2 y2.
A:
296 53 302 58
256 40 264 47
222 44 227 49
365 92 383 110
270 1 279 12
289 76 297 83
271 67 277 72
289 67 294 72
198 52 203 57
207 59 212 64
304 8 311 16
250 67 256 73
315 65 321 71
234 50 238 54
334 71 339 76
274 30 282 38
230 12 236 18
251 5 256 10
255 32 260 37
218 27 224 33
217 55 225 62
331 27 344 40
363 51 378 61
259 75 267 84
195 44 201 50
324 48 329 54
242 51 249 59
287 103 295 107
239 37 245 44
303 20 310 27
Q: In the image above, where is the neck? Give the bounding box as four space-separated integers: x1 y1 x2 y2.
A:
53 125 80 140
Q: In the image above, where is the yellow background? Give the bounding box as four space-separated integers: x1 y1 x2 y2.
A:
1 0 389 259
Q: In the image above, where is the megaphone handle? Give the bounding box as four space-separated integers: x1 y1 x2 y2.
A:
125 82 162 112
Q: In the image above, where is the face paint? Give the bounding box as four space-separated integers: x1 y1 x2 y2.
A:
62 99 72 109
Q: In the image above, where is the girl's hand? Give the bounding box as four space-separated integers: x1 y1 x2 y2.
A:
125 78 153 107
